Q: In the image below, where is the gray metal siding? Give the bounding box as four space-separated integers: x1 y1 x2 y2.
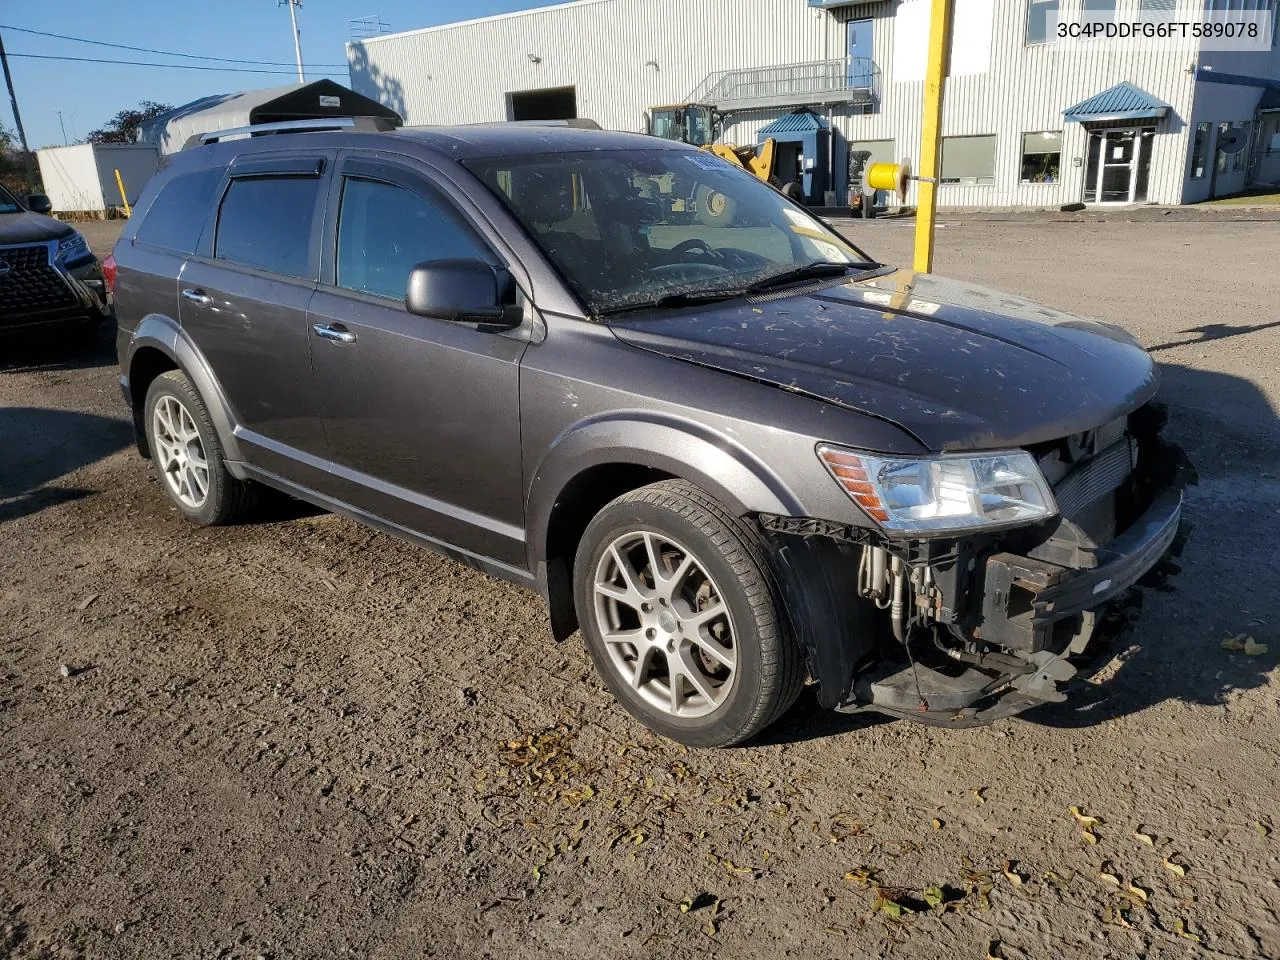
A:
350 0 1276 208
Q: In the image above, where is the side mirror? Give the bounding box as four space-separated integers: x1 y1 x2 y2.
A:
405 259 521 329
27 194 53 215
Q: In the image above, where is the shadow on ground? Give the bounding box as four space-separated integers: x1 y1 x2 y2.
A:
0 407 132 524
0 319 117 374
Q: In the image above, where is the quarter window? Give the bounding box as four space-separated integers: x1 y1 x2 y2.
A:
941 135 997 184
214 176 321 279
336 177 487 301
135 167 223 255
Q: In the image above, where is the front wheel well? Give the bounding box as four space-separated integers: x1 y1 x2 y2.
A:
127 347 179 458
543 463 675 641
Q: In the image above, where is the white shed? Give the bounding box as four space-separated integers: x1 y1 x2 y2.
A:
36 143 160 215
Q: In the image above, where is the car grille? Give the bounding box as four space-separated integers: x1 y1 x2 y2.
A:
1053 438 1134 519
0 245 78 323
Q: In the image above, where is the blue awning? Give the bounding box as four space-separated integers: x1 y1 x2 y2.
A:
1063 82 1171 123
759 110 829 137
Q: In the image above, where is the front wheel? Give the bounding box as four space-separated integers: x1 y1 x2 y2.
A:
573 480 804 747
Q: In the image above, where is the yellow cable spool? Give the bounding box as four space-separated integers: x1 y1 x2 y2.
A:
863 158 912 200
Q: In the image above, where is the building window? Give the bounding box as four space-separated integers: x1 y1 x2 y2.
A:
1233 122 1252 171
1020 131 1062 182
1189 122 1211 179
1026 0 1059 43
1141 0 1176 18
941 135 997 184
1083 0 1117 21
1217 121 1233 172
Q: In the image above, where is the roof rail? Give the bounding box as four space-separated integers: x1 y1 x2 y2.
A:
465 118 603 130
182 116 397 150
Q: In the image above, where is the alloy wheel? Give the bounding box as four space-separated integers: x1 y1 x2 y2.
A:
151 395 209 509
592 530 737 719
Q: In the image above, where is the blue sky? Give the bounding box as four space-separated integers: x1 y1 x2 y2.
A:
2 0 563 149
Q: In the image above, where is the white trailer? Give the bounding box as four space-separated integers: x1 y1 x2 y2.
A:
35 143 160 216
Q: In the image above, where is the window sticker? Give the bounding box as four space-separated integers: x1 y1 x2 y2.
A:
685 152 733 171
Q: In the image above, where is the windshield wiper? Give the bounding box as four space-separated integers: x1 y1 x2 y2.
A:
744 261 861 294
597 289 749 317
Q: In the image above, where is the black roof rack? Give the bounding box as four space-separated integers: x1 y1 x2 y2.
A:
181 116 397 150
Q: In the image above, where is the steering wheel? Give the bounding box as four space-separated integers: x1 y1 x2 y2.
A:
670 238 724 262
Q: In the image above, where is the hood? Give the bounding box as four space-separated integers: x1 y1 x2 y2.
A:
0 210 75 245
608 268 1159 451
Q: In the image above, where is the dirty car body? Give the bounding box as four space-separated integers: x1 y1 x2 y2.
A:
112 124 1189 744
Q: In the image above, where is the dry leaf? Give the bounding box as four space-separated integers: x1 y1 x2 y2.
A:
1126 883 1150 905
986 942 1004 960
1244 638 1269 656
1070 805 1101 826
972 788 987 804
1002 860 1024 886
923 885 945 908
1221 634 1246 651
842 866 879 887
1173 918 1201 941
1044 869 1074 891
872 887 912 919
1099 862 1122 886
1163 857 1187 878
1256 820 1272 839
931 817 944 830
1103 900 1133 927
1082 827 1099 845
1134 829 1155 846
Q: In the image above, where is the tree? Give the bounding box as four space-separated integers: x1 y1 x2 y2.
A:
86 100 172 144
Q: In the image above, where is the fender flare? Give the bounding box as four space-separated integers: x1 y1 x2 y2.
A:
126 313 245 465
525 409 804 576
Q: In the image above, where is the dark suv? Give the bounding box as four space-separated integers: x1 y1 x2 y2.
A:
112 120 1189 747
0 184 110 342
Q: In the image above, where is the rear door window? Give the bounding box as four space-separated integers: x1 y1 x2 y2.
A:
335 176 487 300
214 175 322 279
134 168 223 255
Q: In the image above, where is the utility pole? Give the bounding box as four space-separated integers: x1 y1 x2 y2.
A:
280 0 305 83
56 110 68 146
0 30 37 181
912 0 955 274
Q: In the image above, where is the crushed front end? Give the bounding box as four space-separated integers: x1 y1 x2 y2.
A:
762 402 1194 726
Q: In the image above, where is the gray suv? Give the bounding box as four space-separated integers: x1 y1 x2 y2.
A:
112 120 1189 746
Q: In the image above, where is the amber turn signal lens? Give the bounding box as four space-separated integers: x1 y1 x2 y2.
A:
816 447 890 522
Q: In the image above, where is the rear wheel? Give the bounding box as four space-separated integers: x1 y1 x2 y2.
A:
574 480 804 747
143 370 256 526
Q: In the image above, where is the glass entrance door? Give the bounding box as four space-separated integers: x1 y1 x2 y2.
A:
1084 127 1155 204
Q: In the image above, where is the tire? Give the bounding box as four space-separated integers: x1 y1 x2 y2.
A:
694 184 737 227
781 181 805 203
573 479 805 747
143 369 256 526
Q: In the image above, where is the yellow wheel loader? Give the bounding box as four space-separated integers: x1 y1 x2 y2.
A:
647 103 785 225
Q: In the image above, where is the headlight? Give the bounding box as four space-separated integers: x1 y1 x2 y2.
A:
56 232 92 264
817 444 1058 536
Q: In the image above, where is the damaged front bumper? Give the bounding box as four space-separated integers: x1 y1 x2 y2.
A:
839 489 1189 727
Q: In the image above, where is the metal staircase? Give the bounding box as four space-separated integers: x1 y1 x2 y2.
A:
686 57 879 114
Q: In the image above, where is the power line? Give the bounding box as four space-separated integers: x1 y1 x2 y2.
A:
0 23 349 68
6 52 347 76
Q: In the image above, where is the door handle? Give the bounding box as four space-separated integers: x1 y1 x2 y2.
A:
181 288 213 305
312 322 357 344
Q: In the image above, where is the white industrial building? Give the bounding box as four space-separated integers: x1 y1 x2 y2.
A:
347 0 1280 208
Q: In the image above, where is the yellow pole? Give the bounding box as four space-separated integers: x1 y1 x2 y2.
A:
113 168 132 218
913 0 955 274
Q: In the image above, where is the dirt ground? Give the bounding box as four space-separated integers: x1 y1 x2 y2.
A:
2 216 1278 960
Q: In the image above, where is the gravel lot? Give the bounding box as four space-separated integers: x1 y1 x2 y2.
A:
2 216 1278 960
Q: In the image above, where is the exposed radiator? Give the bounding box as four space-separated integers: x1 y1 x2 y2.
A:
1053 439 1134 519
